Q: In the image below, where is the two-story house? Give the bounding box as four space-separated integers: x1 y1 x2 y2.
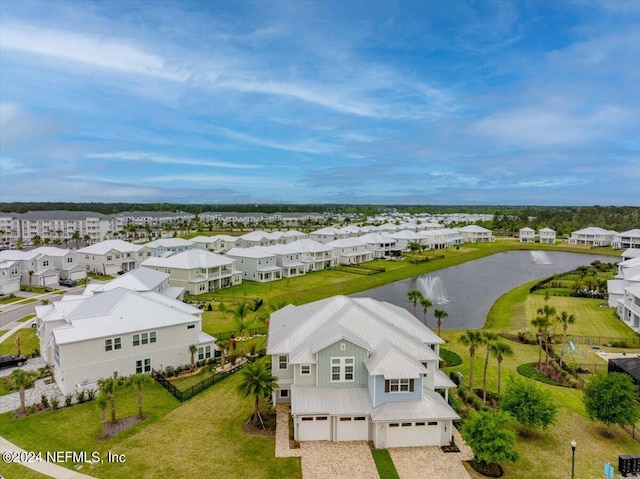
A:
141 249 242 295
0 249 60 288
0 258 21 295
568 227 617 246
190 234 239 253
519 227 535 243
225 247 283 282
287 239 336 271
267 296 459 448
325 238 374 265
139 238 196 258
358 233 401 258
77 239 142 275
31 246 87 281
36 287 216 395
538 227 556 244
456 225 495 243
613 229 640 249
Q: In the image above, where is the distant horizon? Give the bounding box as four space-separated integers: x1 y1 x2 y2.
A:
1 1 638 205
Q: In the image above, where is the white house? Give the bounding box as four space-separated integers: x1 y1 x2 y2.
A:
357 233 401 258
617 283 640 333
225 247 283 282
86 267 184 299
267 295 459 447
30 246 86 281
389 230 427 251
519 227 535 243
287 239 336 272
613 229 640 249
141 249 242 295
0 258 21 295
309 227 348 244
139 238 196 258
608 256 640 308
0 249 60 288
568 227 617 246
77 240 143 275
256 245 306 278
190 234 239 253
539 227 556 244
325 238 374 265
418 229 463 250
237 231 276 248
456 225 495 243
36 287 216 395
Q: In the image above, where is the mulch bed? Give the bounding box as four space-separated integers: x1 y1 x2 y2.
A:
98 414 147 440
242 410 277 437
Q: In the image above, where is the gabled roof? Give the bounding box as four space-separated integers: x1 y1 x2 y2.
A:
77 240 141 255
572 227 617 235
141 249 233 269
358 233 397 245
457 225 491 233
30 246 72 257
364 341 428 379
52 288 201 344
389 230 423 240
143 238 194 248
91 268 169 293
287 239 333 253
310 227 341 235
370 389 459 422
190 234 239 244
239 230 273 242
226 247 275 259
325 238 369 248
519 227 535 232
539 227 555 232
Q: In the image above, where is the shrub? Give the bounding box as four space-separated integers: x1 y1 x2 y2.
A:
31 348 40 358
27 404 37 414
440 348 463 367
41 394 49 409
64 394 73 407
51 396 60 410
86 388 96 400
76 390 86 403
449 371 461 386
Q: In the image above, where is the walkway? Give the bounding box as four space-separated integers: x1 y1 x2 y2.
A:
275 404 474 479
0 436 97 479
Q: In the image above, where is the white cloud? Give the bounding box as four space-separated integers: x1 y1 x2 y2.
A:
85 152 262 169
0 157 38 175
213 127 336 154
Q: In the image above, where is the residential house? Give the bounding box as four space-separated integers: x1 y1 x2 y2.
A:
287 239 336 272
225 247 283 282
309 227 348 244
358 233 401 258
267 295 459 447
86 267 184 300
568 227 617 246
256 245 306 277
519 227 535 243
539 227 556 244
237 231 277 248
139 238 196 258
0 249 60 288
325 238 374 265
35 287 216 395
190 234 239 253
141 249 241 295
418 229 463 250
456 225 495 243
389 230 426 251
613 229 640 249
608 256 640 308
617 283 640 333
77 240 142 275
30 247 86 281
0 258 21 295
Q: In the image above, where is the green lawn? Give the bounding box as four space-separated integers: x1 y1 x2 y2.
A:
18 313 36 322
0 327 39 356
0 295 30 305
371 449 400 479
0 371 301 479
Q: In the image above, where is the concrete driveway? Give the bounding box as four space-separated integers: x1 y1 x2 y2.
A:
300 441 379 479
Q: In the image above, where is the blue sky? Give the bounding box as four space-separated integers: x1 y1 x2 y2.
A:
1 0 638 205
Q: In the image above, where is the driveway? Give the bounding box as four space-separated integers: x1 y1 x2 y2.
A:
300 441 379 479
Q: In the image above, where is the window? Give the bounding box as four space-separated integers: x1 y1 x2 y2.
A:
198 345 212 361
340 417 352 422
316 416 328 421
402 423 411 427
133 334 140 346
67 257 73 263
427 421 438 426
385 378 415 393
278 355 288 370
389 423 399 427
415 422 426 426
135 358 151 374
187 324 195 330
150 331 156 343
141 332 149 345
42 260 49 267
105 339 113 351
330 357 355 382
114 337 122 350
300 365 310 375
279 389 289 398
301 417 313 422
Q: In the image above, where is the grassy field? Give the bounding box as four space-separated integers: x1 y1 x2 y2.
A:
0 370 300 479
0 327 39 357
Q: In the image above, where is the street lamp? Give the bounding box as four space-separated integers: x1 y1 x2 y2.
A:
571 440 577 479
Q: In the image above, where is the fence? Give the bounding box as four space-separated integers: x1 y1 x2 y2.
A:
214 327 268 341
551 334 640 348
334 265 380 275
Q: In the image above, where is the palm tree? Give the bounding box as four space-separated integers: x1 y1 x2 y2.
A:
536 304 556 364
531 316 549 370
32 235 42 247
556 311 576 367
28 270 34 292
481 332 498 403
434 309 448 337
9 369 37 414
98 377 117 424
491 341 514 400
217 339 229 371
71 230 81 249
407 290 423 316
189 344 198 371
459 330 484 390
237 360 278 428
131 373 152 418
419 297 433 327
97 392 108 436
231 302 252 336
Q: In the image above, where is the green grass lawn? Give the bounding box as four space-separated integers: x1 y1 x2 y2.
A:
18 313 36 322
0 327 39 356
371 449 400 479
0 295 30 305
0 370 301 479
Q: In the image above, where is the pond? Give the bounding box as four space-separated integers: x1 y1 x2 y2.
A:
350 251 616 330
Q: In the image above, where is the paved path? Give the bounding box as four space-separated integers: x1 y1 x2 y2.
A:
1 436 97 479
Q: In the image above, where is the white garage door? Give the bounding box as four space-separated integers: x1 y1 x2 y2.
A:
69 271 85 280
386 421 440 447
298 416 330 441
337 416 369 441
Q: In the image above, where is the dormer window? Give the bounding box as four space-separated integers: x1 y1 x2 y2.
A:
385 378 415 393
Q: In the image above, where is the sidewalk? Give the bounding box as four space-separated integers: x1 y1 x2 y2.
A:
0 436 97 479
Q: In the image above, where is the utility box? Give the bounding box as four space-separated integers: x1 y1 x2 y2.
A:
619 455 634 476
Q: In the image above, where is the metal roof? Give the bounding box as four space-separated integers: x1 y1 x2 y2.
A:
291 387 372 415
141 249 233 268
370 389 459 422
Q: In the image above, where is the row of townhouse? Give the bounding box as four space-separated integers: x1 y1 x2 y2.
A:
608 250 640 333
518 227 556 243
0 210 195 245
0 247 86 293
198 212 329 227
267 295 459 447
567 227 640 248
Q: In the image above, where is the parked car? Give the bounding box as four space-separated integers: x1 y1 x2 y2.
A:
0 354 28 369
59 279 77 287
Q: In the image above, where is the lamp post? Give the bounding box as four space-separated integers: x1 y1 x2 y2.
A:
571 440 576 479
